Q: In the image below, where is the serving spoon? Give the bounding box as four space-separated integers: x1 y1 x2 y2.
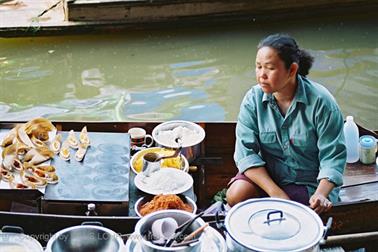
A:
142 138 182 176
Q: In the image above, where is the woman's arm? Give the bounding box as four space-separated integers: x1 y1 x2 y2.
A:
244 167 290 200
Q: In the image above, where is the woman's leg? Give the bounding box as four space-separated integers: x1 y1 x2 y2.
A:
226 178 261 207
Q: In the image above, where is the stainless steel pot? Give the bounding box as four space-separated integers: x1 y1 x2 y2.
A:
152 121 205 163
45 222 126 252
134 210 205 252
222 198 332 252
0 226 43 252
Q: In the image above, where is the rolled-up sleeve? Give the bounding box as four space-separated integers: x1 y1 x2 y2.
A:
234 89 266 173
315 107 346 187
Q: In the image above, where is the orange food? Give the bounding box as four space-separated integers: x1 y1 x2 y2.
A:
139 194 193 216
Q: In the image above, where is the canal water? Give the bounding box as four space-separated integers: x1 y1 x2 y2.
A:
0 15 377 129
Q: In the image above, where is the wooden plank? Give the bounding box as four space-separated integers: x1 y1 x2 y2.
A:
342 162 378 187
340 182 378 202
324 232 378 251
321 201 378 235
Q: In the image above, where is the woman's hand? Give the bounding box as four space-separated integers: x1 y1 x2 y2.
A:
309 193 332 214
309 178 335 214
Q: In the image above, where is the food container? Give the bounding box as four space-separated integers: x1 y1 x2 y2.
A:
152 121 205 163
359 135 377 164
0 226 43 252
130 147 189 174
135 194 197 217
45 222 126 252
221 198 331 252
134 210 205 252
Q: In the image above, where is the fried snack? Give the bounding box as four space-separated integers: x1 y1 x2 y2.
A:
139 194 193 216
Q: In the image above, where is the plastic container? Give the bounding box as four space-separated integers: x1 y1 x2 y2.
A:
85 203 98 216
343 116 359 163
359 135 377 164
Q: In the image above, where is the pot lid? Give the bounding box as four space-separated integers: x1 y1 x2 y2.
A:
0 232 43 252
225 198 324 251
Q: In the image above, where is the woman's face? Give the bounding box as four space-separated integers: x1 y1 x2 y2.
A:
255 46 292 94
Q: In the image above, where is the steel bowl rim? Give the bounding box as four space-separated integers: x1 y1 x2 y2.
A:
0 232 43 252
45 224 125 251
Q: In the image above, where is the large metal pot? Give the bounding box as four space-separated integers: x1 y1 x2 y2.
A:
152 121 205 163
0 226 43 252
134 210 205 252
222 198 332 252
45 222 126 252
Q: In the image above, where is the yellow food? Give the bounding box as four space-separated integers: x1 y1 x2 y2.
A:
132 148 183 173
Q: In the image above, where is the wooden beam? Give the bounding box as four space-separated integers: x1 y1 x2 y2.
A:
66 0 377 22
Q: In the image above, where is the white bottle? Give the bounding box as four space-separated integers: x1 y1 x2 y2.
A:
343 116 359 163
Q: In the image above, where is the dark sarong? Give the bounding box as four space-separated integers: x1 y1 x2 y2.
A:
228 173 310 206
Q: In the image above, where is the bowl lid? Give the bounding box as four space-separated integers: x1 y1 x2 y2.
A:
360 135 377 148
225 198 324 251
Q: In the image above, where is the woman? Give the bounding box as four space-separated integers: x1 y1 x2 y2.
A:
226 34 346 214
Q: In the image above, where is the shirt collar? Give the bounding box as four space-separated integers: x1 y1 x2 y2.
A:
261 75 309 105
262 92 273 104
294 75 309 105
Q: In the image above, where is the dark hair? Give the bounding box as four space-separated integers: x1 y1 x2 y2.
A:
257 33 314 76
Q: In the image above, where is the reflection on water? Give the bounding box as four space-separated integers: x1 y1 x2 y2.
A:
0 15 377 129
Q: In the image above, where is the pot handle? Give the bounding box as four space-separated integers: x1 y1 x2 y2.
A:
322 217 333 241
81 221 103 227
2 225 24 234
265 210 285 224
215 210 227 234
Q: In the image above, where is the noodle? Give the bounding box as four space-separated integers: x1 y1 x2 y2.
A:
139 194 193 216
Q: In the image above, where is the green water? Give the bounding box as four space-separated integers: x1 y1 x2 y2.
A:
0 15 377 129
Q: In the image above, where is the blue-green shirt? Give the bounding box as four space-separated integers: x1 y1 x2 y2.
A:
234 75 346 203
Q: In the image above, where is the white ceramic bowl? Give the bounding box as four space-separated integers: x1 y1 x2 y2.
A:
135 194 197 217
130 147 189 174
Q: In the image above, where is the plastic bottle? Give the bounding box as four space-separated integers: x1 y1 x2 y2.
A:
343 116 359 163
85 203 98 216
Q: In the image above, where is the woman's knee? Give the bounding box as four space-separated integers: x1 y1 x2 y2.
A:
226 180 259 207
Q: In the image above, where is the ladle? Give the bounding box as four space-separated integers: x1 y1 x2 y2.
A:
146 148 182 162
142 138 182 176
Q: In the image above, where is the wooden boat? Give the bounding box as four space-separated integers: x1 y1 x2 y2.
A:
0 121 377 250
1 0 377 37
